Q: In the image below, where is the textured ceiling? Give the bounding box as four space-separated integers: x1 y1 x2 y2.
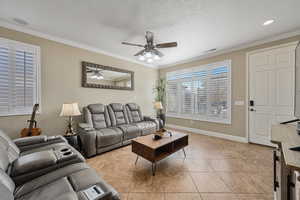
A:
0 0 300 67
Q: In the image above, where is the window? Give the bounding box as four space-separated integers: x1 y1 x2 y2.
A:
166 60 231 124
0 38 40 116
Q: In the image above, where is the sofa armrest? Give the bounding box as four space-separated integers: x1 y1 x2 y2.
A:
143 116 160 130
78 123 95 131
13 135 67 152
14 136 47 146
78 130 97 158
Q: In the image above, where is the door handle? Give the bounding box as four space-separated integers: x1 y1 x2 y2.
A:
273 150 279 191
250 108 256 112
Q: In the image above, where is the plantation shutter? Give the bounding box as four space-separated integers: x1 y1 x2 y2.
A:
181 81 193 114
0 38 40 116
166 82 178 113
207 66 229 120
194 79 207 115
166 60 231 124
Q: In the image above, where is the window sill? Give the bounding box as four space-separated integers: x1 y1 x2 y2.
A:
0 110 41 117
166 113 231 125
0 112 32 117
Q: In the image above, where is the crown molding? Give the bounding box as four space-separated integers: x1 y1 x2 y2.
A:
2 19 299 70
0 20 157 69
158 28 300 69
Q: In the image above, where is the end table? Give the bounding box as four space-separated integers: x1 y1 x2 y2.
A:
63 134 81 151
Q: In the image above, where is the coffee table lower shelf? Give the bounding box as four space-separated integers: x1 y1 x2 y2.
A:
132 133 188 176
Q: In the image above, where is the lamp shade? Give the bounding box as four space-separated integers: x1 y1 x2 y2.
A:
154 101 163 110
60 103 81 116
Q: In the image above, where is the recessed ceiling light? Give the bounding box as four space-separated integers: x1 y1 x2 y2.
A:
13 18 29 26
263 19 274 26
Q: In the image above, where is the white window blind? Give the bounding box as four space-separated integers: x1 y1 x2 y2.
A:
166 82 178 113
0 38 40 116
181 81 193 114
166 60 231 124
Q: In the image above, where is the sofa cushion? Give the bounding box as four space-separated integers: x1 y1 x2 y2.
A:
0 169 15 193
118 124 140 141
84 104 111 129
0 129 20 163
108 103 129 126
14 163 89 198
115 111 126 125
16 177 76 200
126 103 143 123
11 151 57 176
68 167 103 191
92 114 107 129
110 103 123 112
0 181 14 200
69 167 119 200
14 163 120 200
96 128 122 148
88 104 106 113
0 146 9 171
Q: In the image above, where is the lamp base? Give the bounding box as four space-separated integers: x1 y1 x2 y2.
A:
65 117 76 136
65 130 76 136
157 113 166 129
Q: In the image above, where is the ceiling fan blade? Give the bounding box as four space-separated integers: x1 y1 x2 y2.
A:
122 42 144 47
146 31 154 44
156 42 178 48
153 49 164 57
134 49 145 56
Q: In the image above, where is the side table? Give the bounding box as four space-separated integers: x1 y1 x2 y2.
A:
63 134 81 151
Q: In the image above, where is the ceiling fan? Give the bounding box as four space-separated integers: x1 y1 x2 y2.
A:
86 67 104 80
122 31 178 63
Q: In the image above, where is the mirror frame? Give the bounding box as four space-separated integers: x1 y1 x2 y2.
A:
81 61 134 90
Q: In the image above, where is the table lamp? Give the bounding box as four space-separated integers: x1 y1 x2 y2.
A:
60 103 81 135
154 101 165 129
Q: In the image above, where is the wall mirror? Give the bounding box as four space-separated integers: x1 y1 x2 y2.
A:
82 61 134 90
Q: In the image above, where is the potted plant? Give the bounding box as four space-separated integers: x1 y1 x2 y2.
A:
153 78 166 128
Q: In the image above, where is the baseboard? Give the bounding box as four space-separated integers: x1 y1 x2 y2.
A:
249 137 277 148
166 124 248 143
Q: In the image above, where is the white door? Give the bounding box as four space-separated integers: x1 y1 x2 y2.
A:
248 43 297 146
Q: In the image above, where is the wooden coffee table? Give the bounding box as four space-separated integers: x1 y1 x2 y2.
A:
131 132 188 176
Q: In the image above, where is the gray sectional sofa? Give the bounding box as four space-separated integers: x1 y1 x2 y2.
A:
78 103 159 157
0 130 120 200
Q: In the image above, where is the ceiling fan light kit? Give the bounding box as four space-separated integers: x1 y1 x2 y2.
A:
122 31 178 63
90 70 104 80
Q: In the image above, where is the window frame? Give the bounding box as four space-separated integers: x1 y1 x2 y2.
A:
0 37 41 116
166 60 231 124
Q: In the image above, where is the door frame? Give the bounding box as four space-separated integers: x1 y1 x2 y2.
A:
245 41 299 145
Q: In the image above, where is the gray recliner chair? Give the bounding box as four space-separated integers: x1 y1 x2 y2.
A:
108 103 141 145
125 103 159 136
0 129 120 200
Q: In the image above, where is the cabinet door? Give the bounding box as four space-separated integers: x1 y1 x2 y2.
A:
292 171 300 200
280 150 289 200
274 150 281 199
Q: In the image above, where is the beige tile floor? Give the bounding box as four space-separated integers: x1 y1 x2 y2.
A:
87 131 274 200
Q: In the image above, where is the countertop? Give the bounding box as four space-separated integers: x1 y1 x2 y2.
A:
271 124 300 171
